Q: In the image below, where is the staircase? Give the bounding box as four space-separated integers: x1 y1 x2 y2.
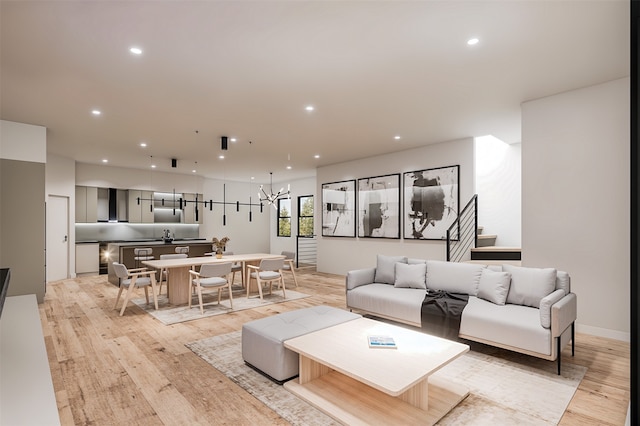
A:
446 195 521 265
470 226 521 264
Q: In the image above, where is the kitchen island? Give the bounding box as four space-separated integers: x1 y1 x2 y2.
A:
106 240 212 286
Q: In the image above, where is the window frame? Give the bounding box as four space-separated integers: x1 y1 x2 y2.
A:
277 198 292 237
297 195 314 237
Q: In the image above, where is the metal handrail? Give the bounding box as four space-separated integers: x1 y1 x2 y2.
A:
446 194 478 262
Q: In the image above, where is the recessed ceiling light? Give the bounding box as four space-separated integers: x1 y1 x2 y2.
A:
129 47 143 55
92 110 101 116
192 169 196 173
314 154 320 159
151 164 156 169
251 176 255 180
286 165 292 170
140 142 147 147
467 38 479 46
230 138 237 142
394 135 401 140
305 105 315 112
219 155 225 159
102 159 108 163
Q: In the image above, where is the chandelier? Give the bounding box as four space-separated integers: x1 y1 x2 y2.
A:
259 172 290 209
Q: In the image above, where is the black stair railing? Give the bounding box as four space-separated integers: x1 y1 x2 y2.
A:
446 194 478 262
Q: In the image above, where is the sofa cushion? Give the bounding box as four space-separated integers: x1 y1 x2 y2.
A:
460 296 551 356
477 269 511 305
503 264 557 308
408 258 427 265
347 283 424 325
556 271 570 294
374 255 407 284
426 260 484 295
394 262 427 289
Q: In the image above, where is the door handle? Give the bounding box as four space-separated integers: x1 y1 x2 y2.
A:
63 235 68 242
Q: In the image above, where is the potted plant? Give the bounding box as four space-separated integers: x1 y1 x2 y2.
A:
211 237 230 259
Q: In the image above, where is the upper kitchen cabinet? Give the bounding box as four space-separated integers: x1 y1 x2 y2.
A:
128 190 154 223
75 186 98 223
182 193 203 224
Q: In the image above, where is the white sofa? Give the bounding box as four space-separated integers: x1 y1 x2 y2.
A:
346 255 577 374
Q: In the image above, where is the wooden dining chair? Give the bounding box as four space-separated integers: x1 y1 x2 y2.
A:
280 251 298 288
188 262 234 314
223 251 244 287
112 262 158 316
247 258 286 301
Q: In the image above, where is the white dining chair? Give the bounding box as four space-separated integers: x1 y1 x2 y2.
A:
112 262 159 316
247 258 286 301
188 262 234 314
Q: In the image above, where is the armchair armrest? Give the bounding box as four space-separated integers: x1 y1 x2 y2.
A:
346 268 376 291
129 269 154 277
551 292 577 337
247 265 260 272
539 289 565 328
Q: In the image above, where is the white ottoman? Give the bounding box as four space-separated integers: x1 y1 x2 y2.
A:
241 306 361 383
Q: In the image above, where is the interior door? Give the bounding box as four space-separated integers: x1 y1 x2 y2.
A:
47 195 69 281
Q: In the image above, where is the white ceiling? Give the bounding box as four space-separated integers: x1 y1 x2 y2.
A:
0 1 629 184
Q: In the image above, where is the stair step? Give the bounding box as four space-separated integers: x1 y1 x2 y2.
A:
471 247 521 261
476 234 497 247
477 226 484 235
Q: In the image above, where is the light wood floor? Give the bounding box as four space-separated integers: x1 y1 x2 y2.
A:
40 270 630 425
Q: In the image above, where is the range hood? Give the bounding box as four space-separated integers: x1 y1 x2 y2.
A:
97 188 128 222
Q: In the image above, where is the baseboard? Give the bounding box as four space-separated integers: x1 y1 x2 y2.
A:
576 323 630 342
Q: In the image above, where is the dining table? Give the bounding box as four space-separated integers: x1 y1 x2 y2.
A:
142 253 285 305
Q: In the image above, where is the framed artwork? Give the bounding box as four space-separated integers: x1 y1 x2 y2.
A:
403 165 459 240
322 179 356 237
357 174 400 239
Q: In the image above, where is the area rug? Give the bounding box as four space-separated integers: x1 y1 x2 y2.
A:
131 288 310 325
186 330 587 425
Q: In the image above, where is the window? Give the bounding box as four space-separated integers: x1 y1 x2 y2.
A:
298 195 314 236
277 198 291 237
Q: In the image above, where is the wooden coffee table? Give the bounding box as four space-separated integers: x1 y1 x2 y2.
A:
283 317 469 425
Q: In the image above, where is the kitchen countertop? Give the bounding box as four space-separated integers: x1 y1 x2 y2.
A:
77 239 207 245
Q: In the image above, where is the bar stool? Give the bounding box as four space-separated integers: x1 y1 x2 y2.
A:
133 247 154 269
175 246 189 255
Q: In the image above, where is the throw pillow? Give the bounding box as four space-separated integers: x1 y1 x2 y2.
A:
374 255 407 285
425 260 484 295
477 269 511 305
503 264 557 308
394 262 427 289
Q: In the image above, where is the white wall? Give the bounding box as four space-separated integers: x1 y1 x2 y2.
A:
522 77 630 339
200 178 270 254
316 138 475 275
475 138 522 246
0 120 46 164
270 177 316 256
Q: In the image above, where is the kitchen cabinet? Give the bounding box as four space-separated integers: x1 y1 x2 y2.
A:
75 186 98 223
182 193 203 224
75 243 99 275
183 193 204 224
128 190 154 223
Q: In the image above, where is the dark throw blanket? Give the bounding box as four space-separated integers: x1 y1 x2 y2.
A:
421 290 469 340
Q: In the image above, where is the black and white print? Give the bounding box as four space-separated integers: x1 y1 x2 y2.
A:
321 180 356 237
357 174 400 239
403 165 459 240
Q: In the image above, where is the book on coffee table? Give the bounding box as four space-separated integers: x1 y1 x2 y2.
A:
368 335 397 349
